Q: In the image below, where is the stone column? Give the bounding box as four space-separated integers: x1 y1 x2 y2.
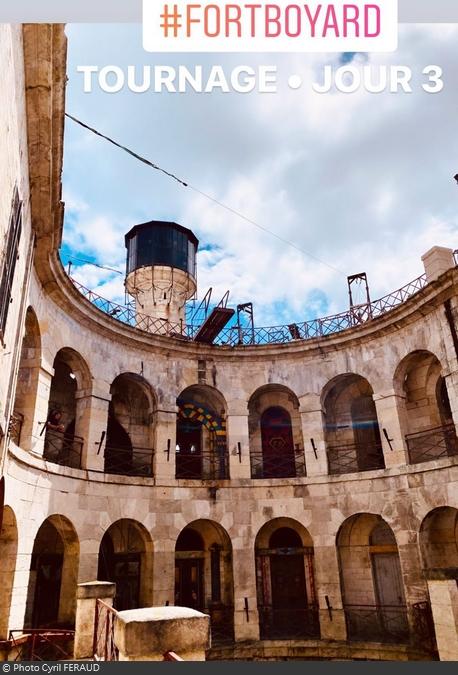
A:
443 370 458 430
226 400 251 480
232 544 259 642
372 389 409 468
114 607 210 661
154 408 177 483
397 536 430 636
299 394 327 477
152 543 175 607
427 575 458 661
28 362 54 456
74 581 116 660
313 540 347 641
76 380 111 472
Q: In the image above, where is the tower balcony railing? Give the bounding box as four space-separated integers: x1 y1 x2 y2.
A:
250 449 306 479
344 604 409 644
405 423 458 465
68 272 430 347
43 429 84 469
175 448 229 480
103 445 154 477
258 605 320 640
327 440 385 475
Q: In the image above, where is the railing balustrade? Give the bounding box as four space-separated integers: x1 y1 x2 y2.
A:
43 428 84 469
344 605 409 644
8 410 24 446
258 606 320 640
405 423 458 465
327 441 385 475
175 448 229 480
93 599 118 661
250 449 306 479
104 445 154 477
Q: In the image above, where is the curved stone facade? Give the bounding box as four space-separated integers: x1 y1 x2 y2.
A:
0 23 457 662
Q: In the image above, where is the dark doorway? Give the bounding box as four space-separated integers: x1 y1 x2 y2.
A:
176 419 203 479
105 412 133 475
32 553 63 628
98 532 141 611
260 407 296 478
351 396 384 471
175 527 205 610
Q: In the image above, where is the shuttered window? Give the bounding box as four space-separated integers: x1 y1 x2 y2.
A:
0 187 22 338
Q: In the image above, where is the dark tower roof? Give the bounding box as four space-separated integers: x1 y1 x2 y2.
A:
125 220 199 248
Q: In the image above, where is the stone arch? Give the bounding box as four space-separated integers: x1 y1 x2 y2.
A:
105 373 156 476
254 517 319 640
26 514 79 629
419 507 458 573
175 519 234 644
394 351 458 464
336 513 408 643
11 307 41 449
248 385 305 479
0 506 18 639
97 518 154 610
43 348 92 468
176 385 228 480
321 373 384 475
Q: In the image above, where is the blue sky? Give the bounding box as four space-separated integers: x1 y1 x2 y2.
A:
62 24 458 327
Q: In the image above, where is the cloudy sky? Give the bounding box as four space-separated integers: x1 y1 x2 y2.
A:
62 23 458 328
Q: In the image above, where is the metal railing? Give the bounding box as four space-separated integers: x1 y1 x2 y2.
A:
93 599 118 661
9 410 24 445
327 441 385 475
405 423 458 465
258 606 320 640
69 272 429 347
250 449 306 479
104 445 154 477
43 428 84 469
9 629 75 661
175 449 229 480
344 605 409 644
411 601 437 653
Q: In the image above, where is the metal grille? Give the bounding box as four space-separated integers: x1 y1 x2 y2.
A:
69 272 429 347
411 601 437 653
43 429 84 469
405 423 458 465
207 605 235 646
250 450 306 479
104 445 154 477
344 605 409 644
93 599 118 661
8 411 24 446
327 441 385 475
8 629 75 661
175 449 229 480
258 606 320 640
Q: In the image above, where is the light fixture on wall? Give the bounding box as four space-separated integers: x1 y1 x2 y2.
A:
69 372 76 380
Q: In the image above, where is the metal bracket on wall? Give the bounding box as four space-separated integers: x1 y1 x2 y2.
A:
325 595 333 621
165 438 171 461
96 431 106 455
310 438 318 459
383 428 394 451
237 442 242 462
244 597 249 622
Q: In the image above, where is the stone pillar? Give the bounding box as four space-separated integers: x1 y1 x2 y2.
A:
28 363 54 456
443 371 458 430
152 544 175 607
397 536 430 637
299 394 327 477
226 401 251 480
74 581 116 660
313 541 347 641
154 409 177 483
232 545 259 642
427 576 458 661
76 379 111 471
114 607 210 661
421 246 455 283
372 390 409 468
